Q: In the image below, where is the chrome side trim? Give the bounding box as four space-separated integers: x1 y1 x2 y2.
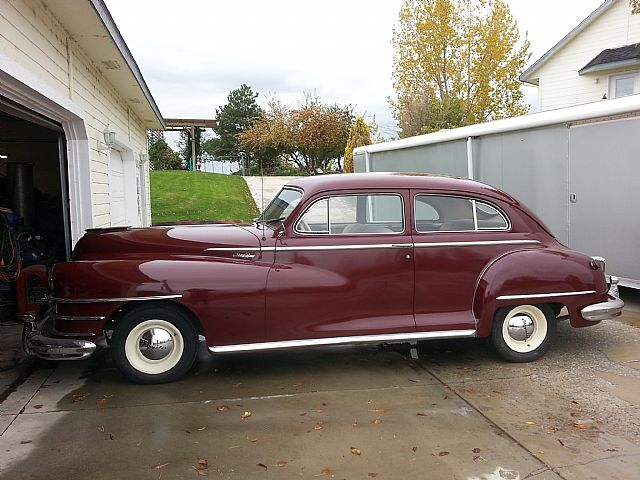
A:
414 239 539 248
496 290 596 301
53 315 106 322
48 294 183 304
210 329 476 353
206 247 262 252
276 243 413 252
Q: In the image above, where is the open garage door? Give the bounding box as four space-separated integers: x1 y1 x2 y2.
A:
0 95 71 261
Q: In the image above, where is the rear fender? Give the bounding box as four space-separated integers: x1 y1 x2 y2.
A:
473 248 608 337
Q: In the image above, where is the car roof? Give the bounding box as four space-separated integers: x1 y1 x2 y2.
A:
286 173 517 204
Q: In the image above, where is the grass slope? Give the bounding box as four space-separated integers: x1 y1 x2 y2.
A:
150 170 259 224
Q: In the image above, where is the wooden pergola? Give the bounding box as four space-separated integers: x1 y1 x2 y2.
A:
164 118 217 170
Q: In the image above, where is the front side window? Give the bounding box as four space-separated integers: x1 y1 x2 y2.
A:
258 187 303 228
414 195 508 232
296 194 404 234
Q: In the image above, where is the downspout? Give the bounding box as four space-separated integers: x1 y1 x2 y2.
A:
466 137 474 179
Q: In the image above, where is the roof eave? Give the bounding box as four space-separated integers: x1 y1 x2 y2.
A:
519 0 615 82
89 0 166 129
579 58 640 75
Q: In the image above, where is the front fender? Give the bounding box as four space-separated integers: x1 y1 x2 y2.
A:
51 256 271 344
473 248 608 337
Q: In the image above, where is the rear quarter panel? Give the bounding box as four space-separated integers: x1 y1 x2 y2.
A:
474 248 608 337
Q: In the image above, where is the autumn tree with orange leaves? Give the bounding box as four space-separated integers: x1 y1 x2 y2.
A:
240 94 352 174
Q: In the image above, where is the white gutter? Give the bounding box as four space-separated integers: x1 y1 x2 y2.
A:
354 94 640 155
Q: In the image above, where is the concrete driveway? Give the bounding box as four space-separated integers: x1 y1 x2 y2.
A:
1 291 639 479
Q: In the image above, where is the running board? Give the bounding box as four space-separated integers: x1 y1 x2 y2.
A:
210 330 476 353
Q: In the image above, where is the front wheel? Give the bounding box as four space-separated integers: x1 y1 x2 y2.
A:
491 304 556 362
112 305 198 384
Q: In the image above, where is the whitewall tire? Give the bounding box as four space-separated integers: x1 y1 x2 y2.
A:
491 304 556 362
112 305 198 384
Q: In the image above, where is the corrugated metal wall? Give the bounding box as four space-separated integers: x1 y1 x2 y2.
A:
359 117 640 286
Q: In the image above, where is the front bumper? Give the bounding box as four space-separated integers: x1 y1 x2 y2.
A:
581 276 625 322
23 314 96 360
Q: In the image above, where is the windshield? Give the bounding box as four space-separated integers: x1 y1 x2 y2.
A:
257 187 303 227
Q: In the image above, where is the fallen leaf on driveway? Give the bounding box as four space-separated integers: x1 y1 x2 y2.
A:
241 411 252 419
313 420 325 430
369 408 385 414
352 420 359 427
350 447 362 456
317 468 332 476
438 451 450 456
416 413 428 417
96 398 108 406
292 382 304 387
247 437 258 443
20 440 32 445
472 448 481 454
72 393 89 402
525 421 536 425
257 463 268 470
412 446 418 453
573 423 588 430
195 458 208 472
271 461 288 467
370 419 382 425
216 405 229 412
368 474 378 478
152 463 169 470
408 378 421 383
232 383 242 388
32 405 43 409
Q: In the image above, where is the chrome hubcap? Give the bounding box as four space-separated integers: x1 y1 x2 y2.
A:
138 328 174 360
507 314 535 341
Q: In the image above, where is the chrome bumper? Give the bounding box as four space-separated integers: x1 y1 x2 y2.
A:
23 314 97 361
581 276 625 322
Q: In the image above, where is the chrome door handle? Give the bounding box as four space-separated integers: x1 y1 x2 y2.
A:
392 244 413 248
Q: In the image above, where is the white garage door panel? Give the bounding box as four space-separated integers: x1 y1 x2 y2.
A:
109 149 126 226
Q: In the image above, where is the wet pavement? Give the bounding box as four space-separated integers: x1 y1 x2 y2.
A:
0 290 639 479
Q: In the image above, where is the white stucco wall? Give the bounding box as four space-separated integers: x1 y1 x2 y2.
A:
534 0 640 111
0 0 152 232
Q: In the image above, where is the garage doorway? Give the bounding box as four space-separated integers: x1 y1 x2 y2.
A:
0 95 71 262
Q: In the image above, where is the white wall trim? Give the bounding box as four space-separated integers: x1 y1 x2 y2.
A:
1 54 94 246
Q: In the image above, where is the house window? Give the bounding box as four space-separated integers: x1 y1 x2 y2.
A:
609 72 640 99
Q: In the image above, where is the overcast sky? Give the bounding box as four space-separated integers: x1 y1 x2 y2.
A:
105 0 605 140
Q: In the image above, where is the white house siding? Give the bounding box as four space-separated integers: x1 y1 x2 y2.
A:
0 0 151 230
535 0 640 111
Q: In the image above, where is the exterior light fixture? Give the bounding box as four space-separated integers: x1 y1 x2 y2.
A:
103 130 116 148
138 153 148 167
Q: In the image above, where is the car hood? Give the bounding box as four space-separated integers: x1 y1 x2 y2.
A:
73 224 261 260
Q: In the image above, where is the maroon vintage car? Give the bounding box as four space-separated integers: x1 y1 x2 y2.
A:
17 173 623 383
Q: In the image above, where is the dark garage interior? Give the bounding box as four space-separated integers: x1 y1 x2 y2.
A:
0 96 70 325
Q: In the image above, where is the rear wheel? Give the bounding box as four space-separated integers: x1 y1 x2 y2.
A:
491 304 556 362
112 305 198 384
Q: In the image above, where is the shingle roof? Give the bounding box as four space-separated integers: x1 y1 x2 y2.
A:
579 43 640 74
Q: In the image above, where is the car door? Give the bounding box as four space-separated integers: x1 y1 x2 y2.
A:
265 189 415 342
411 191 515 332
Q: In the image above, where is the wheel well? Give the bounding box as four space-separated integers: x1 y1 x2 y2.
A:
104 300 204 336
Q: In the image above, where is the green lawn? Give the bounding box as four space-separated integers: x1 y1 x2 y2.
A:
150 170 259 224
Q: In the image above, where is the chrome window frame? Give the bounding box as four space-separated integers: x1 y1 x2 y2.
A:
413 193 511 234
294 193 406 236
260 186 304 228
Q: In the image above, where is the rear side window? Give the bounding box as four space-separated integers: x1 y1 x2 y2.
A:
296 194 404 234
414 195 509 232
